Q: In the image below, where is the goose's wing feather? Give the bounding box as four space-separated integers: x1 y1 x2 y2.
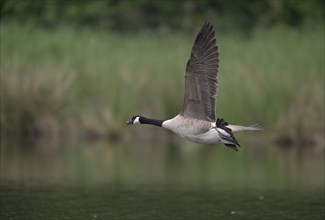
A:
180 22 219 122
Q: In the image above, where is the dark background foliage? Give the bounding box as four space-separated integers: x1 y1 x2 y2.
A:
1 0 324 33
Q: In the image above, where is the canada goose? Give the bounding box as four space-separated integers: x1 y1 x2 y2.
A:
127 22 262 151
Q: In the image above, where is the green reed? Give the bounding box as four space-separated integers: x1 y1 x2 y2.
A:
1 23 324 145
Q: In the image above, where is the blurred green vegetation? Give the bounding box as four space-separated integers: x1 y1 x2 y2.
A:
1 23 324 145
0 0 324 146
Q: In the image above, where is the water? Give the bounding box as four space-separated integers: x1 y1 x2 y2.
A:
1 138 324 220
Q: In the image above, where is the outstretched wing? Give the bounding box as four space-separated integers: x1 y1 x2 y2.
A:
180 22 219 122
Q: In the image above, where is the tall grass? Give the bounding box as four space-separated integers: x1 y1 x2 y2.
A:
1 23 324 145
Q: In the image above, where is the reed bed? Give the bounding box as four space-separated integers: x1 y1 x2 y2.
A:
1 23 324 146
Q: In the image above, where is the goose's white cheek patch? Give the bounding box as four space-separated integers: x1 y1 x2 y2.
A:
134 117 140 124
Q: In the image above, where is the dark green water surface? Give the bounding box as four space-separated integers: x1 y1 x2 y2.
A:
1 139 324 220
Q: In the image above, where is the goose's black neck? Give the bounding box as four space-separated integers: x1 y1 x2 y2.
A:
139 116 164 127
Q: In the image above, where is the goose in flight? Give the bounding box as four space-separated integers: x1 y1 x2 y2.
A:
127 22 261 151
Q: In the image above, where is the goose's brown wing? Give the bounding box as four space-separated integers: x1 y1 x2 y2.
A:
180 22 219 122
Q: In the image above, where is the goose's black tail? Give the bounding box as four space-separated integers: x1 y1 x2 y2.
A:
215 118 240 151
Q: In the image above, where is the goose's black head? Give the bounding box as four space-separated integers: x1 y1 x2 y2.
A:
126 115 141 125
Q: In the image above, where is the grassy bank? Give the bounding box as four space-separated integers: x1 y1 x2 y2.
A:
1 23 324 146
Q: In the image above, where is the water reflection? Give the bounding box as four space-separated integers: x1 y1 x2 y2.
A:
1 138 324 189
1 138 324 219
